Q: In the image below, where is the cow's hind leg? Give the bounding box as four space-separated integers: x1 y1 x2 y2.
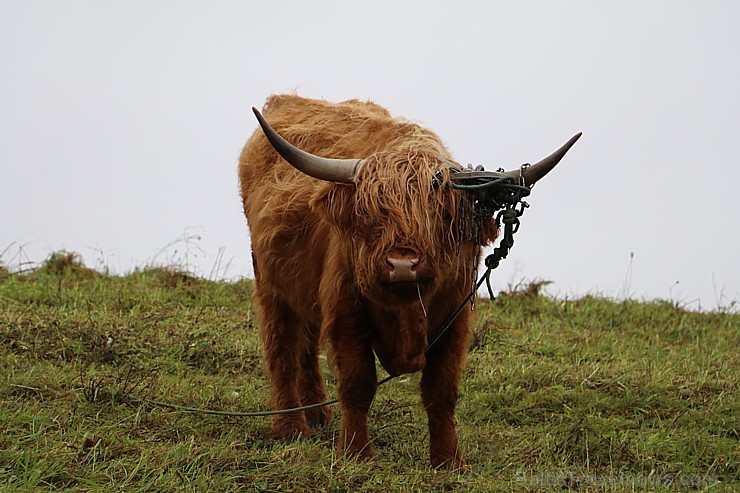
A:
257 293 310 439
299 324 332 428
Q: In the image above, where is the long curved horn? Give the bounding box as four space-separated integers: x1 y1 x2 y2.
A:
505 132 582 186
252 107 364 183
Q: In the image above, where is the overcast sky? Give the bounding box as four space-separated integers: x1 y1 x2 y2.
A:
2 1 738 311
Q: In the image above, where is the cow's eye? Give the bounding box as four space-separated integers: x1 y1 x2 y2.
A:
369 223 384 238
431 172 444 190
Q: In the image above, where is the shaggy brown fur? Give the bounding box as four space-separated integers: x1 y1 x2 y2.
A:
239 95 498 470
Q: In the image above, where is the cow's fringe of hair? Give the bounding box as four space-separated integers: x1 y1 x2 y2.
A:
354 150 457 255
349 149 486 300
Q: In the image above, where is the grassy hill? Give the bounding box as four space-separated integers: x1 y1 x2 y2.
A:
1 253 737 492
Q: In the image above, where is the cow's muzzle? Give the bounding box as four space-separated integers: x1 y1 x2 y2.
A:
386 248 422 282
379 247 433 295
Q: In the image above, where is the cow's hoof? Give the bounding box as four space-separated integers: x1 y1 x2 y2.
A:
340 447 373 462
305 406 332 428
271 415 309 441
431 456 468 473
338 441 373 461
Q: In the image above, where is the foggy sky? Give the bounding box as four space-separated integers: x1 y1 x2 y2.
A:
2 1 738 311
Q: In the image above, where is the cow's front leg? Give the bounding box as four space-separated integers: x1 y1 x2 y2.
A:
332 325 377 459
420 312 470 471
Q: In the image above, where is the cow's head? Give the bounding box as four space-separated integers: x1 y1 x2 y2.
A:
253 108 579 304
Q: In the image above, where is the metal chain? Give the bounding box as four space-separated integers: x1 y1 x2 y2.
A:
482 199 529 300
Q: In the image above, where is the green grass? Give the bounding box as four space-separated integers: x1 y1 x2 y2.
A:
1 252 737 492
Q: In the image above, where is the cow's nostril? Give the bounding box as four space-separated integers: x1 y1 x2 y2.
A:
387 248 421 269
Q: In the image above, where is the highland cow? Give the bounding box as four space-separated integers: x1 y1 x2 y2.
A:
239 95 579 469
